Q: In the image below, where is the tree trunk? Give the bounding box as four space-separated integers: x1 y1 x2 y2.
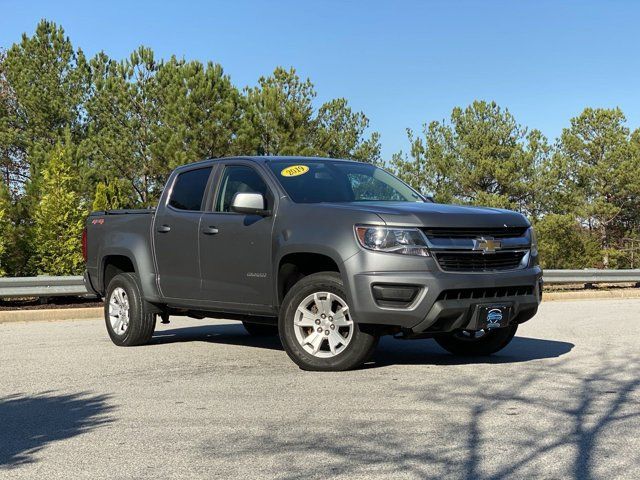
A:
601 227 609 268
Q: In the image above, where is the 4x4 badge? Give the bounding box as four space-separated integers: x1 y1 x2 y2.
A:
473 236 502 253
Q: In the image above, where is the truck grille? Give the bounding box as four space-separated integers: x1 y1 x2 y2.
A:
423 227 528 239
434 251 526 272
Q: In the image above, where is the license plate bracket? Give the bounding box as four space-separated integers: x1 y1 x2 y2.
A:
467 303 513 331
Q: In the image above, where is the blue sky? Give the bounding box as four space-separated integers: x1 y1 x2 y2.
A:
2 0 639 159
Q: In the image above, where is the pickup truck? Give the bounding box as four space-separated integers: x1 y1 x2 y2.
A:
84 156 542 371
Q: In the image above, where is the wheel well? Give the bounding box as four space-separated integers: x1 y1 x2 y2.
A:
103 255 135 292
278 253 340 303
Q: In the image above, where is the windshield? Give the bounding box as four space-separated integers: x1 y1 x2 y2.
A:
268 160 424 204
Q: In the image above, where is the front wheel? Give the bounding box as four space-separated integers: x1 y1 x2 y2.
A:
279 272 378 371
434 324 518 356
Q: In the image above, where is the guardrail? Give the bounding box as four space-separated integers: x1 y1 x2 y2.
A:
543 269 640 284
0 276 89 299
0 270 639 300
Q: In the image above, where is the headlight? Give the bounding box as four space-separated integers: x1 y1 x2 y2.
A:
529 226 538 252
354 226 430 256
528 226 539 266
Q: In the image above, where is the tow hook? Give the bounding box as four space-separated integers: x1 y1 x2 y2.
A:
393 328 410 340
393 328 432 340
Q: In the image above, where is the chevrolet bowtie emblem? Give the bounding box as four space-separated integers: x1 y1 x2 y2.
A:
473 236 502 253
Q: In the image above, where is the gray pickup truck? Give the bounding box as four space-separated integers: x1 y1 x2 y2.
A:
84 156 542 371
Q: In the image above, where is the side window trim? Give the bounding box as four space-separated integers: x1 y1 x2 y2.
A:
201 163 223 212
207 163 273 214
166 165 214 213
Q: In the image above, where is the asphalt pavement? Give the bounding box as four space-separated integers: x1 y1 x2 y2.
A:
1 299 639 479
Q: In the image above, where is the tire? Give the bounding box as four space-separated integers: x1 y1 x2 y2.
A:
278 272 378 371
242 321 279 336
434 324 518 356
104 273 156 346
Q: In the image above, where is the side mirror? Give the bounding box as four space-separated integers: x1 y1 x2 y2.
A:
231 192 269 216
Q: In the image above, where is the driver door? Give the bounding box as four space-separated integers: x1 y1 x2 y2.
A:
198 163 275 306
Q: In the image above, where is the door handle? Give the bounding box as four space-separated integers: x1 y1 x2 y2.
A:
157 225 171 233
202 226 219 235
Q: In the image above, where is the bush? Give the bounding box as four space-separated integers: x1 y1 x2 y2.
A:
32 138 86 275
534 215 595 269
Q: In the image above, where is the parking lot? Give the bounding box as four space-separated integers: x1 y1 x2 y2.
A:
1 298 639 479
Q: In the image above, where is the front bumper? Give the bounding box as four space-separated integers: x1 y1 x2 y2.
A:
343 252 542 333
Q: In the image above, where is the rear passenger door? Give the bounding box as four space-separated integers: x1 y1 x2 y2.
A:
154 166 213 300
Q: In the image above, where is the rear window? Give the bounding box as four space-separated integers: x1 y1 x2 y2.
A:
168 167 212 211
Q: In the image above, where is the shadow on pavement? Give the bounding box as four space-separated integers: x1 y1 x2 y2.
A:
204 349 640 479
150 322 574 366
151 323 284 350
0 391 114 469
373 334 575 366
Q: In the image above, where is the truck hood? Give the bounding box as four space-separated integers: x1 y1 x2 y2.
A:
322 201 530 229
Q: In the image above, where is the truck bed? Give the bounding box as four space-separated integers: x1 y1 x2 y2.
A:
85 209 157 297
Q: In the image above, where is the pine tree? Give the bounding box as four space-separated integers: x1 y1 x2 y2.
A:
239 67 317 156
2 20 89 191
153 56 244 167
83 47 161 207
553 108 640 267
32 136 85 275
239 68 381 163
313 98 382 164
392 101 548 216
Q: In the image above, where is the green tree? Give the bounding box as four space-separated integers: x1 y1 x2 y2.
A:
239 67 317 156
84 49 246 207
0 20 89 190
313 98 382 164
32 136 85 275
239 67 381 163
153 57 244 167
553 108 640 267
0 21 90 276
83 47 163 207
0 48 25 189
392 101 548 215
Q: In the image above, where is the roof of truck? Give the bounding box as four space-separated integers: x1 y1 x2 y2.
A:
181 156 361 169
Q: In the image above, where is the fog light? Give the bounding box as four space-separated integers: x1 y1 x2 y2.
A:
372 284 420 308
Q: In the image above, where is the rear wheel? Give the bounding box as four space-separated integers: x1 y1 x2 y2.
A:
279 272 378 371
105 273 156 346
434 324 518 356
242 321 278 336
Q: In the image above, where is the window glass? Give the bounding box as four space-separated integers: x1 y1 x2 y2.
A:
215 166 269 212
347 171 407 201
267 160 424 204
168 167 212 211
